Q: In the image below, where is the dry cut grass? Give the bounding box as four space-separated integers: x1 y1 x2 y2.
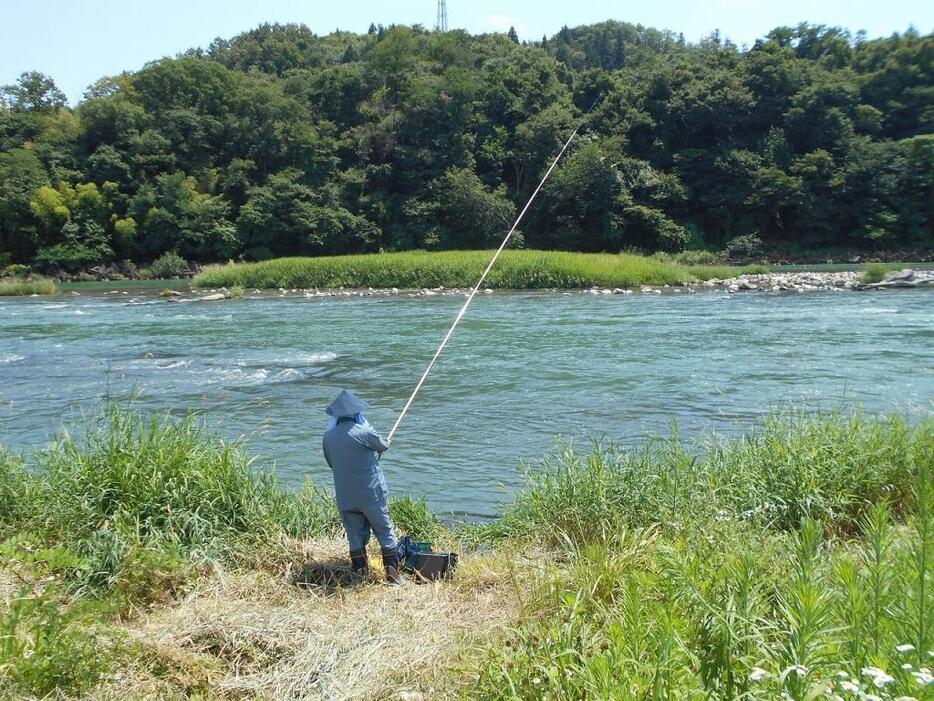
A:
97 537 533 701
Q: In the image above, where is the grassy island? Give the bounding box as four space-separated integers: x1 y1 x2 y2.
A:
194 250 760 291
1 406 932 699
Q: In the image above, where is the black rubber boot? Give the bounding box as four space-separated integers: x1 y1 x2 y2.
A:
349 549 369 577
382 548 405 586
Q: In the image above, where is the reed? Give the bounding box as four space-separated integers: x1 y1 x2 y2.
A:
0 277 58 296
475 411 930 546
194 250 756 290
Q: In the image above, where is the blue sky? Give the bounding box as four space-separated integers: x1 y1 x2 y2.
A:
1 0 932 105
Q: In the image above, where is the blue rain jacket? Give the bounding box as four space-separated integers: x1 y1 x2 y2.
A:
322 417 391 511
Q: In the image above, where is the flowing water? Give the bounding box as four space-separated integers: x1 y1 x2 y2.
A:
1 288 931 516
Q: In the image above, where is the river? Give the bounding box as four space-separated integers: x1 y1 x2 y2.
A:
1 288 931 516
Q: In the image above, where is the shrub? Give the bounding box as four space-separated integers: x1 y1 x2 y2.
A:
725 234 764 261
34 241 102 272
227 284 245 299
675 249 723 265
148 251 189 279
861 262 892 284
0 452 28 535
744 263 770 274
0 263 30 278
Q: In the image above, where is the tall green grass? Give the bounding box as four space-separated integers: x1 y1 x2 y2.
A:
195 250 755 290
472 417 934 701
1 406 931 698
475 411 931 546
2 407 339 595
0 406 457 598
0 277 58 296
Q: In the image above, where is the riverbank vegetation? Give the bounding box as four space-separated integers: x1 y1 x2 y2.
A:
2 22 932 277
1 406 932 698
0 276 57 296
194 250 757 290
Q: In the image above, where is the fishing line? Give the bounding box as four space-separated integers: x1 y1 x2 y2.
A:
387 95 603 443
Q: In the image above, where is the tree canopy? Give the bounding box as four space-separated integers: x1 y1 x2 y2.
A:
1 20 931 270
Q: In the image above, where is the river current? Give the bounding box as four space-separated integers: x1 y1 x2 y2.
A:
1 288 931 516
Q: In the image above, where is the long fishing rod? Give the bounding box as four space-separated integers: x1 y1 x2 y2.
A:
386 96 603 443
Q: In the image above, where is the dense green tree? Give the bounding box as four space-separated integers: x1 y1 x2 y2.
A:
1 72 67 113
0 20 930 269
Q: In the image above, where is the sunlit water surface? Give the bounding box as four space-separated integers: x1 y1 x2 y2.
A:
1 288 931 516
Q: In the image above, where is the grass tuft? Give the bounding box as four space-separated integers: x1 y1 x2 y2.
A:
0 277 58 296
861 262 897 284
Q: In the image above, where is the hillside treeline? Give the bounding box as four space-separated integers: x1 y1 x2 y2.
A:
1 21 931 270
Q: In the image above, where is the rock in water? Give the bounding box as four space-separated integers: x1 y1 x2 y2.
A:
198 293 226 301
883 269 915 282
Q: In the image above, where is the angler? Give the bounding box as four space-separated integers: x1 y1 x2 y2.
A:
320 97 600 585
322 390 404 585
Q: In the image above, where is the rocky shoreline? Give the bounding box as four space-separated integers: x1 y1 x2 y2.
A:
698 268 934 294
185 268 934 301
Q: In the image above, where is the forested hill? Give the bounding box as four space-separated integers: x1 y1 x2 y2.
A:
1 21 932 272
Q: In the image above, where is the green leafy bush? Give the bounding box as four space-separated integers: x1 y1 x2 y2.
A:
725 234 765 261
148 251 189 279
0 263 29 278
675 249 723 265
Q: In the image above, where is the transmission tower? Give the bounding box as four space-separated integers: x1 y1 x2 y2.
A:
436 0 448 31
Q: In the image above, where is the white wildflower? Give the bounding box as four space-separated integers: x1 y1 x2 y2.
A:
835 671 850 678
872 672 895 687
897 644 917 654
912 670 934 686
893 697 919 701
863 667 886 678
783 664 808 677
750 667 769 681
840 680 860 693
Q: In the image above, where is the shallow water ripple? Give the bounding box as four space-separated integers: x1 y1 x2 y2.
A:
0 289 931 516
